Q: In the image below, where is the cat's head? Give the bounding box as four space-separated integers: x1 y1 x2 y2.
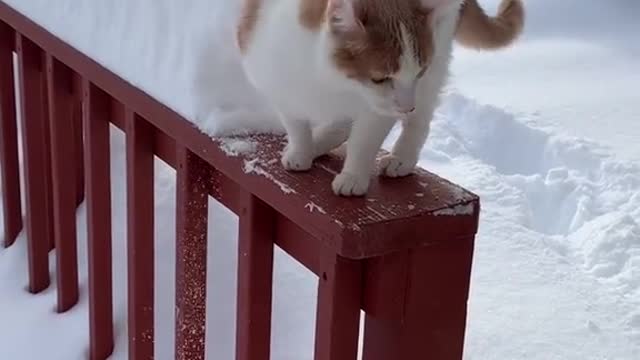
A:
326 0 460 117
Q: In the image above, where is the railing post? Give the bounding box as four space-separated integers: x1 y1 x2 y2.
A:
15 33 50 293
362 237 475 360
46 54 79 312
0 22 22 248
126 110 155 360
313 252 362 360
236 193 276 360
175 147 210 360
83 80 115 360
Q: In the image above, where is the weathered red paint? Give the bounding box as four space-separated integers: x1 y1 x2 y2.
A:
16 33 50 293
236 193 276 360
47 54 79 312
40 50 54 252
72 73 84 207
0 22 21 248
314 252 362 360
126 110 155 360
175 147 210 360
362 238 475 360
83 79 115 360
1 6 481 360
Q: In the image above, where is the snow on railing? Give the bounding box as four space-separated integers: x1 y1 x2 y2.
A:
0 3 480 360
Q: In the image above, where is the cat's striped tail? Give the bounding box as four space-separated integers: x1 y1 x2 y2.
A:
456 0 525 50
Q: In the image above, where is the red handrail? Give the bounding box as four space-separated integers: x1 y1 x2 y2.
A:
0 2 480 360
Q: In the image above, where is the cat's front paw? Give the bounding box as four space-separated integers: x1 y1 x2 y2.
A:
332 172 369 197
379 154 417 178
281 146 313 171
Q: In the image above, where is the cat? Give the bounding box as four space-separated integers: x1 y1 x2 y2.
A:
237 0 524 196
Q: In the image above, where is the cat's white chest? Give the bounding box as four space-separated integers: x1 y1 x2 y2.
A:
239 2 363 123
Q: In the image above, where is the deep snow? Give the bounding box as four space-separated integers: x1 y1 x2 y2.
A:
451 0 640 161
1 0 639 359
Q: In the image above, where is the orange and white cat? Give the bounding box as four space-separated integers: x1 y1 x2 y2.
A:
237 0 524 196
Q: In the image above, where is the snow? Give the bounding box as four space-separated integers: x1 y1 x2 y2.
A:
450 0 640 161
243 159 296 195
219 138 256 157
1 0 640 359
304 202 327 215
433 203 475 216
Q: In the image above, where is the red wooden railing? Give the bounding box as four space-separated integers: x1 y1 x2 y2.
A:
0 3 480 360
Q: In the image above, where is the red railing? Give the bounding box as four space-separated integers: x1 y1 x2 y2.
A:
0 3 480 360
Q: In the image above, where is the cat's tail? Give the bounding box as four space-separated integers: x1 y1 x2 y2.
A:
455 0 525 50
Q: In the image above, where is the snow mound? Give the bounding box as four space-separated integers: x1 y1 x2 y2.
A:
571 212 640 288
422 94 640 342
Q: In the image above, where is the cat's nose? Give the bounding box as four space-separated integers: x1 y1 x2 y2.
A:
392 84 417 114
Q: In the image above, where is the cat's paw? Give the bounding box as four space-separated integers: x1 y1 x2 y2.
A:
332 172 369 197
281 146 313 171
379 154 417 178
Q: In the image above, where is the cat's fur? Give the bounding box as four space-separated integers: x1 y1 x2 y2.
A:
237 0 524 196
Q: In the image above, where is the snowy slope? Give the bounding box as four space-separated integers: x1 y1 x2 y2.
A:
451 0 640 161
1 0 639 359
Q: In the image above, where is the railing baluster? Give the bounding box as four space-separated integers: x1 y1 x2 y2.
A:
41 51 54 251
175 147 211 360
73 73 84 207
126 110 155 360
314 253 362 360
83 80 115 360
46 54 79 312
15 33 50 293
0 22 21 248
236 193 276 360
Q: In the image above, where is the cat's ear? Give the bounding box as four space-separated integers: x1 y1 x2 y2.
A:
420 0 456 9
328 0 364 34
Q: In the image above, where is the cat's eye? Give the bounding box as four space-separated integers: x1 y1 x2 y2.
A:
370 77 391 85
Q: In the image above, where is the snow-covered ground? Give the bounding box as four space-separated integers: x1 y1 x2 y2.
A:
451 0 640 162
1 0 639 359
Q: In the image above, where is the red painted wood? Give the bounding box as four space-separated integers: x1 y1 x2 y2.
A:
236 193 275 360
16 33 50 293
274 215 321 275
126 110 155 360
0 22 22 248
175 147 210 360
41 51 54 252
73 73 84 207
314 252 362 360
361 237 475 360
83 79 114 360
47 54 79 312
361 253 408 323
